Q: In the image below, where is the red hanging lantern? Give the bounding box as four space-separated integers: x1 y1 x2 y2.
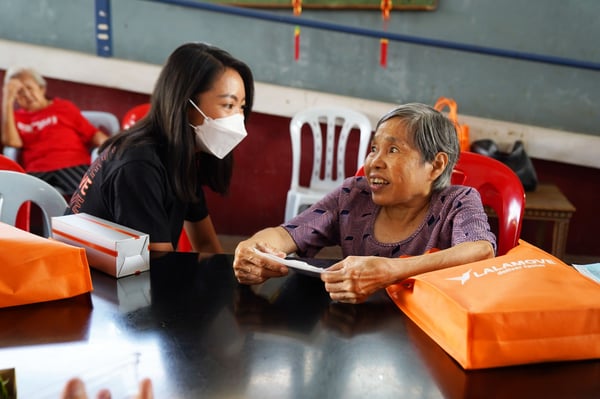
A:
380 0 392 68
381 0 392 20
294 26 301 61
380 39 389 67
292 0 302 61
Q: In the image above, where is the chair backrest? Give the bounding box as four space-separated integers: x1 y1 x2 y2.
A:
450 151 525 255
0 155 30 230
355 151 525 256
82 110 121 136
121 103 151 130
2 146 20 162
0 154 24 172
82 110 120 162
290 106 372 192
0 170 68 238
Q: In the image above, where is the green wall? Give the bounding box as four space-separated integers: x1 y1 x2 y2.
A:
1 0 599 135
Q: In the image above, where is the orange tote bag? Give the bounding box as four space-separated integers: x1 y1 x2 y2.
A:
387 240 600 369
0 222 93 308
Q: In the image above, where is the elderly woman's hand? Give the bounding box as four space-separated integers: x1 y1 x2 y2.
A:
321 256 394 304
2 78 23 103
233 240 289 285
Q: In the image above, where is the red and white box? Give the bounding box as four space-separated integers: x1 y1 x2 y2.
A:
52 213 149 278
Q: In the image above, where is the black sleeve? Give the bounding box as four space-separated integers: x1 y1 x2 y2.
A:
104 159 173 243
184 185 209 222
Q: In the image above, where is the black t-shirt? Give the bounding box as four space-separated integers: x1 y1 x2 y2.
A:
67 144 208 248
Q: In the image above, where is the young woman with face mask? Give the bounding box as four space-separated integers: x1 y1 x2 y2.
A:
67 42 254 252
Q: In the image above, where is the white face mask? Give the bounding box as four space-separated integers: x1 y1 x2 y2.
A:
188 99 248 159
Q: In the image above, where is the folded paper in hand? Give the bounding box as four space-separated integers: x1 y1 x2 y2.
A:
52 213 149 278
252 248 324 277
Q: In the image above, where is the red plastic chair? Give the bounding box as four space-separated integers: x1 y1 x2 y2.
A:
177 228 193 252
356 151 525 255
0 154 25 172
0 154 30 231
121 103 151 130
121 104 192 252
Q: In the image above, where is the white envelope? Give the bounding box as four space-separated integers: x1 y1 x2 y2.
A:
51 213 149 278
252 248 325 277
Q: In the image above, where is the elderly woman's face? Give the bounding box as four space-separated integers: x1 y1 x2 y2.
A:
11 73 48 112
364 118 438 207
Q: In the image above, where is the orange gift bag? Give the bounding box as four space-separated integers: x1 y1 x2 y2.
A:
434 97 470 152
387 240 600 369
0 222 93 308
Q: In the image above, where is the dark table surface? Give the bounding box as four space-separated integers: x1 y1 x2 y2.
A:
1 252 598 398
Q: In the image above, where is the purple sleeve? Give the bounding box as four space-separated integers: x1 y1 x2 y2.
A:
434 186 497 252
281 180 496 259
281 186 344 258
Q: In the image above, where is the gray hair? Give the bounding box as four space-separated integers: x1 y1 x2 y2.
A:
4 66 47 88
376 103 459 191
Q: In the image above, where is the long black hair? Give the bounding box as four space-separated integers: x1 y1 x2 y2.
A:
100 42 254 202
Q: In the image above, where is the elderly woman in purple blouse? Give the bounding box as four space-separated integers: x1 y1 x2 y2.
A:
233 103 496 304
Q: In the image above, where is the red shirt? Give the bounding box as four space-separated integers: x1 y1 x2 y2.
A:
14 98 98 172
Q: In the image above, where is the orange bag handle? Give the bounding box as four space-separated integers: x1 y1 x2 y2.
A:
387 248 440 294
434 97 470 152
434 97 459 124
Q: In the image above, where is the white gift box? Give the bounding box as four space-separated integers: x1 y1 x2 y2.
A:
52 213 149 278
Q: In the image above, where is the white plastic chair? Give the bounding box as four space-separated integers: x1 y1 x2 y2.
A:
0 170 68 238
284 106 372 222
82 110 120 162
82 110 120 135
2 146 20 162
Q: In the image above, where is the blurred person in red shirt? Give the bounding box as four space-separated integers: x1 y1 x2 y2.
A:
1 67 108 194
